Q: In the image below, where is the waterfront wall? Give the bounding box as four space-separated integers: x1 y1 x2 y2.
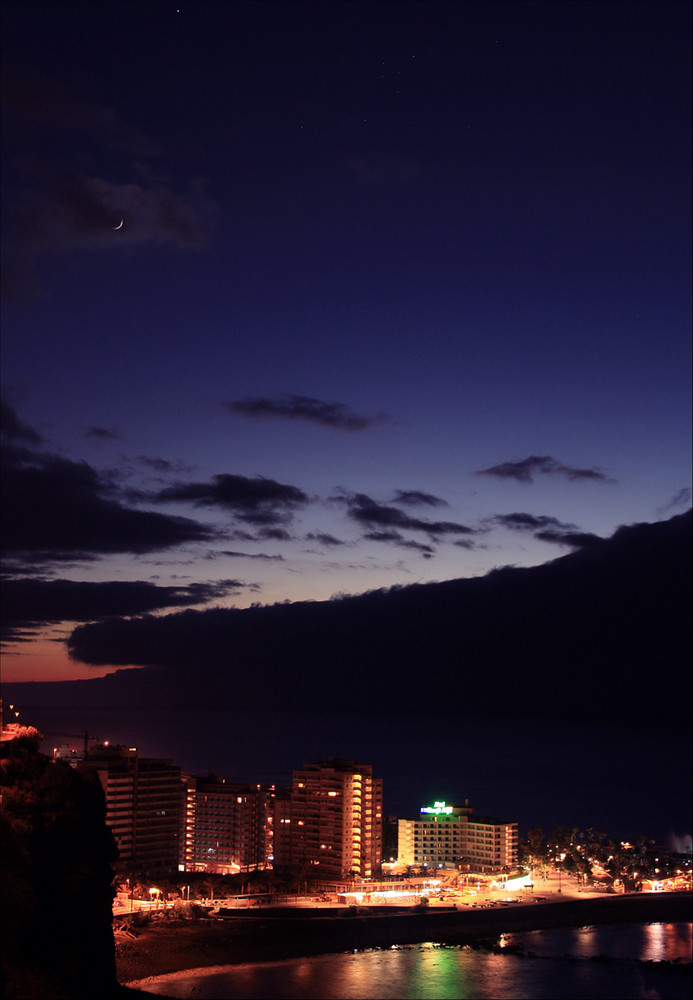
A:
117 892 692 984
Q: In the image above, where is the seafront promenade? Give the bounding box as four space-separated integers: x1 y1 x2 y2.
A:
117 889 692 987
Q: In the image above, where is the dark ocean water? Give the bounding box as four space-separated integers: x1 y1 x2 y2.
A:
22 701 692 839
133 923 692 999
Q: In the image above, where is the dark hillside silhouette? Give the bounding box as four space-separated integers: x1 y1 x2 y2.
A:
0 732 120 998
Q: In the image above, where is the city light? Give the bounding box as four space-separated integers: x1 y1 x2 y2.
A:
420 801 454 816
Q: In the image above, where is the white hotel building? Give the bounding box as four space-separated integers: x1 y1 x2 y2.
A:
398 801 518 872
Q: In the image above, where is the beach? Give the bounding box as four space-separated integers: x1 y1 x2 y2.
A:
118 891 692 988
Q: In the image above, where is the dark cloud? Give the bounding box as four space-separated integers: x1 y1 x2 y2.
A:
305 532 346 547
215 551 284 562
136 456 175 472
211 526 293 544
399 542 435 558
1 398 43 445
1 400 216 569
392 490 447 507
534 529 604 549
363 530 435 557
1 577 241 642
155 474 309 526
362 530 402 543
133 456 196 480
228 529 261 542
63 512 692 730
476 455 614 484
258 527 292 541
85 426 121 441
3 453 216 562
2 72 214 299
3 552 101 577
11 170 207 253
338 492 475 540
225 394 385 431
453 538 477 550
492 512 577 532
657 489 692 514
490 511 603 549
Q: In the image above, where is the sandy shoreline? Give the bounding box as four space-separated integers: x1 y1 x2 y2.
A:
118 891 692 988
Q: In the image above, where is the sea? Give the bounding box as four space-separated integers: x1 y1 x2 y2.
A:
16 700 693 839
132 922 692 999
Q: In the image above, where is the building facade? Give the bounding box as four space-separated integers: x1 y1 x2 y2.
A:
274 758 383 878
463 815 518 871
398 800 518 872
181 774 277 873
86 745 183 875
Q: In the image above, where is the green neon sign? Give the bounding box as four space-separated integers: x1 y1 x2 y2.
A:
420 801 453 815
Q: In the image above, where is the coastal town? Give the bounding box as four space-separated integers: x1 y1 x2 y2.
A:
3 701 691 917
2 700 691 999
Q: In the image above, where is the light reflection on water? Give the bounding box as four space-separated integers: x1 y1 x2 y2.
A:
135 923 692 1000
643 921 693 963
502 920 693 963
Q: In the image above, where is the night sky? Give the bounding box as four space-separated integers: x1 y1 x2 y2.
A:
1 2 691 837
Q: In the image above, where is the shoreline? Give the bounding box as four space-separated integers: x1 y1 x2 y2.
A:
118 891 692 988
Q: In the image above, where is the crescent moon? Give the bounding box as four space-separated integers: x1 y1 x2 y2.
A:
112 219 123 230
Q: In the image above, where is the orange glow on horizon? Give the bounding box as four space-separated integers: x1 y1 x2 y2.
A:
1 637 139 684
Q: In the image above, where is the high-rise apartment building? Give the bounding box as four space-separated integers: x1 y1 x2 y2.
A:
463 815 518 870
86 745 183 875
181 774 277 873
274 758 383 878
398 800 518 872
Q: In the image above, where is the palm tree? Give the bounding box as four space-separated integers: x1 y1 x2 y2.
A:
200 874 223 902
